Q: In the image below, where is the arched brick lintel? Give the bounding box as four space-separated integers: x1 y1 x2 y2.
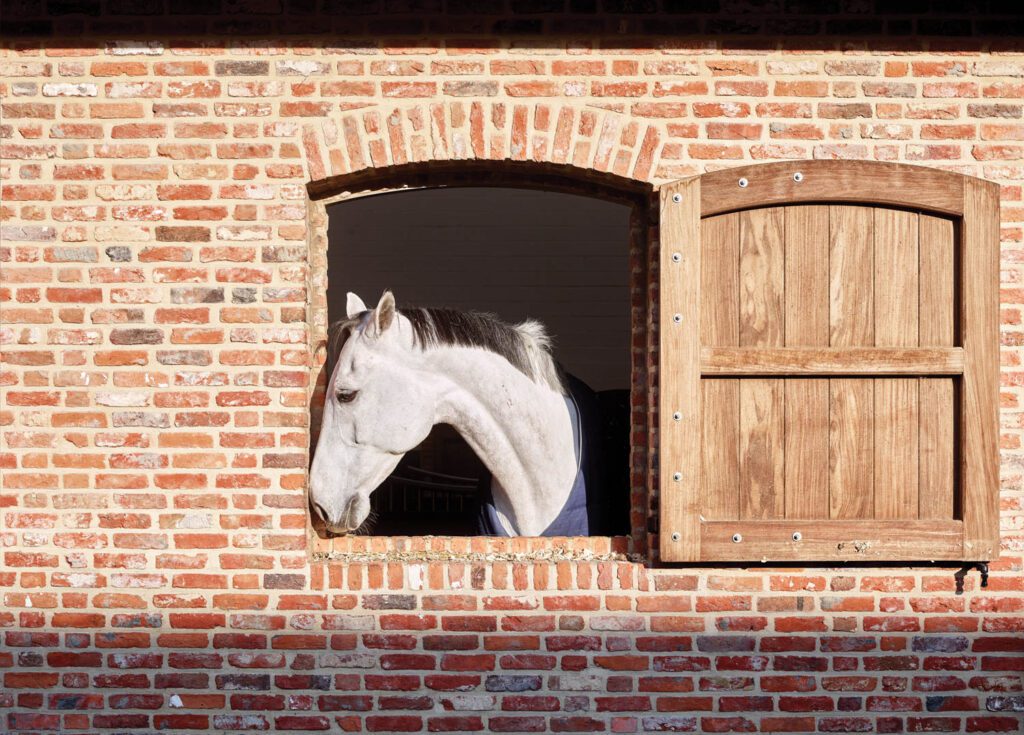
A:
300 101 666 194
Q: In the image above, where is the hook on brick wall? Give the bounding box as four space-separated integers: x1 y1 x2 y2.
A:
953 562 990 595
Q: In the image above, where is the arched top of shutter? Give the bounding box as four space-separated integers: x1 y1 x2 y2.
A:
697 160 970 218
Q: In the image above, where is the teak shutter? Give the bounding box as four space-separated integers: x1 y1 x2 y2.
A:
659 161 1000 563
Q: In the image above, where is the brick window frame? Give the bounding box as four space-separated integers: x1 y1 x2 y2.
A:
304 161 656 562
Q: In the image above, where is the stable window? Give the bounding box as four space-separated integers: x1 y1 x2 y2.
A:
659 161 1000 562
308 166 648 547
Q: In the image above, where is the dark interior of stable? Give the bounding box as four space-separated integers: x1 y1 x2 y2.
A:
325 187 633 536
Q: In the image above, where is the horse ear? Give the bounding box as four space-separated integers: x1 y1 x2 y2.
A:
346 292 367 319
372 290 396 336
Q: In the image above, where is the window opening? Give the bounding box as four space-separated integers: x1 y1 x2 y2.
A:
318 187 633 537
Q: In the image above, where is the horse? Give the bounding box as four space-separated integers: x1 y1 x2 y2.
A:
308 290 624 537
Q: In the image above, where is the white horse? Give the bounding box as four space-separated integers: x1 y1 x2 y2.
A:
309 290 593 537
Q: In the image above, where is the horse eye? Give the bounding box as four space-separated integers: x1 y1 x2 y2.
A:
336 389 358 404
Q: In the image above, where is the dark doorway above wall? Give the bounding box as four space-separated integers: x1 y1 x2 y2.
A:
324 187 633 536
326 187 632 392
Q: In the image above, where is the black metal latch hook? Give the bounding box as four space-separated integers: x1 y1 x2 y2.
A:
953 562 990 595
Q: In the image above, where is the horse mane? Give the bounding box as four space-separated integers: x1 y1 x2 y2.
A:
327 306 565 393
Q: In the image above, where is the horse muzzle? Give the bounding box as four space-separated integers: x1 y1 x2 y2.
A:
312 495 368 535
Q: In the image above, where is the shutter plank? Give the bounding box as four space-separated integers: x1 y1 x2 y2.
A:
740 207 785 348
874 378 920 520
829 379 874 520
829 207 875 521
919 378 955 520
961 178 1000 559
701 214 740 348
740 378 785 520
874 208 919 347
873 209 920 521
918 214 955 521
784 205 830 519
659 178 703 561
919 215 955 347
785 205 830 345
739 207 785 522
786 380 829 519
703 380 740 520
700 214 741 521
830 205 874 347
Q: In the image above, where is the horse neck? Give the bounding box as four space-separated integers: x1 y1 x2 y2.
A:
425 346 576 536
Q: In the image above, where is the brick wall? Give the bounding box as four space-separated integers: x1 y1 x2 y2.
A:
2 5 1024 733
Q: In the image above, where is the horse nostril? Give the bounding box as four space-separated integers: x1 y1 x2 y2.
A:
311 501 331 524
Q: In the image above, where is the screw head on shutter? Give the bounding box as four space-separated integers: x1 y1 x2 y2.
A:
731 533 742 543
670 532 681 542
672 472 682 482
671 252 681 263
672 313 682 324
737 177 748 188
672 192 682 203
672 411 682 422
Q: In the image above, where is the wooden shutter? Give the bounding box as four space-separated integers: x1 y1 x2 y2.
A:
660 161 999 563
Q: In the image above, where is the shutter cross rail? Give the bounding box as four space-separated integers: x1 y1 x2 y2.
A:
701 347 965 376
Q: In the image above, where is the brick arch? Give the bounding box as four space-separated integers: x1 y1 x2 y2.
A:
300 100 665 188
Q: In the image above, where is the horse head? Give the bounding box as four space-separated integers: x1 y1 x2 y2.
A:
309 290 440 535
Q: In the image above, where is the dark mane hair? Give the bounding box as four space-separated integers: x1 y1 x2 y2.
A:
327 306 563 391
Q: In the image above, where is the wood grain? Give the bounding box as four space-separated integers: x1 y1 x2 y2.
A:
702 380 740 520
918 215 956 522
699 160 967 218
658 178 703 562
829 378 874 520
784 206 833 521
701 519 964 561
740 207 785 348
785 205 829 346
874 208 920 348
960 177 1000 560
740 378 785 520
699 214 741 522
874 378 920 520
701 347 964 376
830 206 874 348
701 214 740 348
919 214 955 347
785 379 829 519
919 378 955 520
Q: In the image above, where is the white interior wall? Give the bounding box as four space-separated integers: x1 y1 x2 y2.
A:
325 187 632 391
